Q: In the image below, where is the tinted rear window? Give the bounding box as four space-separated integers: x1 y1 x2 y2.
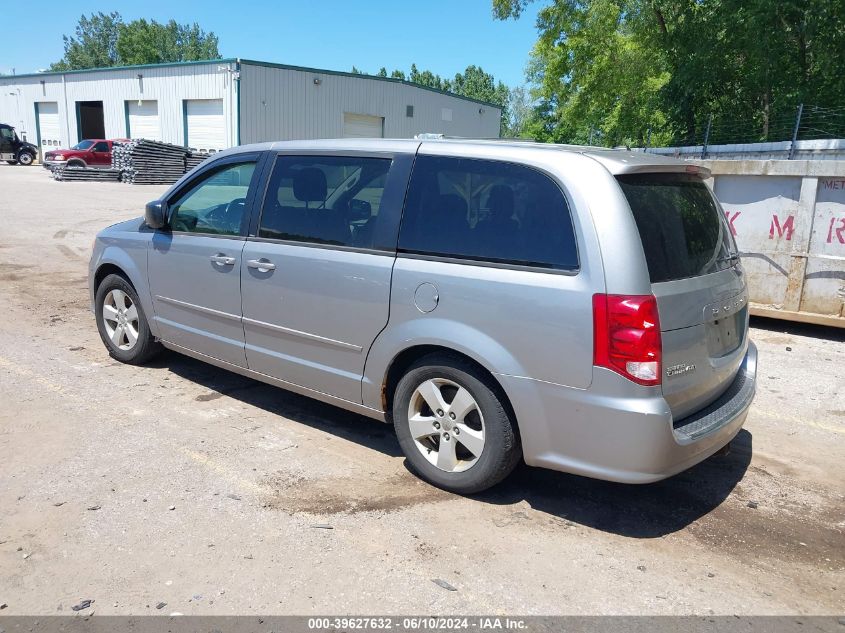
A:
399 156 578 270
617 173 736 283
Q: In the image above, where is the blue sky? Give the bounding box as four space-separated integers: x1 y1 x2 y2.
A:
2 0 541 87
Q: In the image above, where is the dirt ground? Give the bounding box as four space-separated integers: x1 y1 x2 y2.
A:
0 165 843 616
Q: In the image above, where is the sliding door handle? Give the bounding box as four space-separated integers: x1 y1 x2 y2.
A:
247 258 276 272
209 254 236 266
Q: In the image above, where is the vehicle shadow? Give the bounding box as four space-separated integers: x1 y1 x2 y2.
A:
475 429 752 538
157 352 404 457
157 352 751 539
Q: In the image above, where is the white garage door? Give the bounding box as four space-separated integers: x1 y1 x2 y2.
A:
185 99 226 150
36 102 61 159
127 100 160 140
343 113 384 138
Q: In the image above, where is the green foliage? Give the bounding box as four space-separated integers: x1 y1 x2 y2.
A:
50 12 122 70
50 12 220 70
494 0 845 146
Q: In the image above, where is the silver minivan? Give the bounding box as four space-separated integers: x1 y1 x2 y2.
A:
89 139 757 493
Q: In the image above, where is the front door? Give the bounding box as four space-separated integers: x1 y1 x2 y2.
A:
0 126 16 161
148 156 260 367
240 152 411 402
90 141 111 167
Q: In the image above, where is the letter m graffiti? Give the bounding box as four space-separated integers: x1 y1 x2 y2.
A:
769 214 795 240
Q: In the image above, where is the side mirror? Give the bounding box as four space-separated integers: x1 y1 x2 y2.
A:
348 198 372 221
144 200 168 229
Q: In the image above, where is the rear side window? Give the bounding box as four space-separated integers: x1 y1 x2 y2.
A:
258 155 392 248
398 156 578 270
617 173 736 283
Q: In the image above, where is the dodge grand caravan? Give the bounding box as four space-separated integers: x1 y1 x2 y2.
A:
89 139 757 493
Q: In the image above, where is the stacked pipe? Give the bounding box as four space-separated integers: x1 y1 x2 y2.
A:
51 166 121 182
184 150 212 172
112 139 190 185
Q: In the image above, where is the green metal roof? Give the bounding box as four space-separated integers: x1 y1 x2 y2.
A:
1 57 503 111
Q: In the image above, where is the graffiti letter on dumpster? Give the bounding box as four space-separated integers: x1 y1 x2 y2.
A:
769 214 795 241
725 211 740 236
827 217 845 244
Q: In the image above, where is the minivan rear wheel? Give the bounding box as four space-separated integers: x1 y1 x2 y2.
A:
95 274 160 364
393 354 521 494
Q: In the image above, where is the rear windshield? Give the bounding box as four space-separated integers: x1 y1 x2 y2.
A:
617 173 736 283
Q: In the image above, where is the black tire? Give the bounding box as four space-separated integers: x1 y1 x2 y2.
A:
16 151 34 166
393 353 521 494
94 274 161 364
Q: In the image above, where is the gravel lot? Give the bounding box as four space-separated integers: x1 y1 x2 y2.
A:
0 165 843 616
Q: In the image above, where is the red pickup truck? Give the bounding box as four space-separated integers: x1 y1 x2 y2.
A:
43 139 125 169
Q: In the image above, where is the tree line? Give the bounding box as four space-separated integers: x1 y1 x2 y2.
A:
50 12 220 71
493 0 845 147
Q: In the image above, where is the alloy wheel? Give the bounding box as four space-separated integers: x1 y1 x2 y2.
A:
102 289 139 351
407 378 485 473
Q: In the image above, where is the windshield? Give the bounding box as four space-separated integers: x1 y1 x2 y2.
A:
71 140 95 150
617 173 737 283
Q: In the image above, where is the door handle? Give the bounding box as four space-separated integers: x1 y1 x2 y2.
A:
210 254 236 266
247 258 276 272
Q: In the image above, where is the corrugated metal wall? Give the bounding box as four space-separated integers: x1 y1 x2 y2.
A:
0 59 501 155
238 62 501 143
0 61 236 153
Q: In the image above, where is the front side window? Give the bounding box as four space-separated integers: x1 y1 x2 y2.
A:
258 155 392 248
168 161 257 236
92 141 109 152
398 156 578 270
1 127 14 141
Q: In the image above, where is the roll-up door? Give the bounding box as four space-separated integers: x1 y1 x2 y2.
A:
36 102 61 159
127 100 161 140
185 99 226 150
343 113 384 138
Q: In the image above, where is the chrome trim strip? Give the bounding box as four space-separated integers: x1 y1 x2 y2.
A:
154 295 242 322
160 340 385 422
242 317 362 352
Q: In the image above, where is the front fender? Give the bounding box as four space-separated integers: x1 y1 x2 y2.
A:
89 237 157 337
362 316 529 413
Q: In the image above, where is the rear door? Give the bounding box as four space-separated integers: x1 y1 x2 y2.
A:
617 173 748 419
240 151 413 403
148 153 262 367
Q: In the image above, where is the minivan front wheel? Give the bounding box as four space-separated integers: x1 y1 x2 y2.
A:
393 354 521 494
95 274 160 364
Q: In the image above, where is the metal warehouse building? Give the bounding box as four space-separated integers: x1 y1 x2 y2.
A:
0 58 502 159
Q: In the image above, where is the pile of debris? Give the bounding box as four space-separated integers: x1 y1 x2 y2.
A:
51 166 121 182
112 139 191 185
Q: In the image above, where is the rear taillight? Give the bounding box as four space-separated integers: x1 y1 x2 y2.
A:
592 293 662 386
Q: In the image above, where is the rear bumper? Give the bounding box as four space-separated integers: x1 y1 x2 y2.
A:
499 341 757 483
